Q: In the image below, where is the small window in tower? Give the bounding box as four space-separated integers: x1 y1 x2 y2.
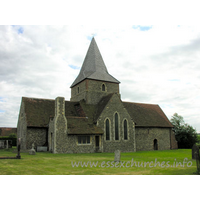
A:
102 84 105 91
78 87 79 93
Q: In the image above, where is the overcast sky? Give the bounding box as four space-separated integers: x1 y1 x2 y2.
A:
0 25 200 131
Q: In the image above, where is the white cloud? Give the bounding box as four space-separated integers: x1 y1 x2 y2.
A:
0 25 200 132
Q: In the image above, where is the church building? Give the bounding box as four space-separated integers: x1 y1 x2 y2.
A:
17 38 177 153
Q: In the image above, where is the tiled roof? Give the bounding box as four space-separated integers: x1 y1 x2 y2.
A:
94 93 114 122
23 97 83 127
123 101 173 128
67 118 103 135
22 96 173 132
70 38 120 87
0 128 17 136
22 97 103 134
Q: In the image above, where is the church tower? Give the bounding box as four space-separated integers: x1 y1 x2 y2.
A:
70 38 120 104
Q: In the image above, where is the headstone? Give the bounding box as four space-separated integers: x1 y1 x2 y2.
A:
192 144 199 159
0 141 4 149
29 143 36 155
6 140 8 149
16 138 21 159
114 150 121 162
37 146 47 152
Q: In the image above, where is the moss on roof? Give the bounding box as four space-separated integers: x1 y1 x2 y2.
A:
67 118 103 135
22 95 173 131
22 97 103 134
23 97 83 127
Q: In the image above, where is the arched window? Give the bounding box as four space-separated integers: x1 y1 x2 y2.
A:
154 139 158 150
124 119 128 140
77 87 79 93
106 119 110 140
115 113 119 140
102 84 105 91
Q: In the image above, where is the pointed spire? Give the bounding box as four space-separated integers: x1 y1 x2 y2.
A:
70 37 120 88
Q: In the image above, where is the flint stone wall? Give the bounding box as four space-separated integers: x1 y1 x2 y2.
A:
135 127 171 151
97 94 136 153
26 128 47 150
71 79 119 104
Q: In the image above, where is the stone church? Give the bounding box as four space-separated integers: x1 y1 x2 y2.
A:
17 38 177 153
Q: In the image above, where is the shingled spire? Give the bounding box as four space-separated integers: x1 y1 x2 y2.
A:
70 37 120 88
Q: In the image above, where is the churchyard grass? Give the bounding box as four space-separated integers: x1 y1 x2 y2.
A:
0 149 197 175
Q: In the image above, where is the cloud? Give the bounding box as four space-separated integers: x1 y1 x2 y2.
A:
132 25 152 31
0 25 200 132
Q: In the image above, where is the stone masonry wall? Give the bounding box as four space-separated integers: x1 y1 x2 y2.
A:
63 135 97 153
27 128 47 149
17 100 27 149
170 130 178 149
135 127 171 151
71 79 119 104
97 94 136 153
53 97 68 153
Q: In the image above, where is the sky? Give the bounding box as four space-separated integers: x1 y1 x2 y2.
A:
0 25 200 131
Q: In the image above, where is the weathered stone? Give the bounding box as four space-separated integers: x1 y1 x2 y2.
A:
192 144 199 159
0 141 4 149
114 150 121 162
37 146 47 152
29 149 36 155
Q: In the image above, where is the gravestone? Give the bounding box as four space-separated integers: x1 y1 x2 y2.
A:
192 144 199 159
29 143 36 155
0 141 4 149
16 138 21 159
37 146 47 152
6 140 8 149
114 150 121 162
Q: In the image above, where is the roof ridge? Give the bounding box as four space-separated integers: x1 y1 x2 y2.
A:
94 93 114 122
123 101 158 106
22 97 55 101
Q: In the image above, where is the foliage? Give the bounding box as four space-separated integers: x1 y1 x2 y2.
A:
8 133 17 138
170 113 198 149
0 135 17 146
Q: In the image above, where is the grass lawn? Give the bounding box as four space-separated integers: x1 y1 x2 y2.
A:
0 148 198 175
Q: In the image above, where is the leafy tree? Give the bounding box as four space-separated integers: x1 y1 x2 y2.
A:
170 113 198 149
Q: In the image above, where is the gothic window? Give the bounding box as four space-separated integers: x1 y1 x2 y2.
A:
124 119 128 140
115 113 119 140
102 84 105 91
78 87 80 93
106 119 110 140
154 139 158 150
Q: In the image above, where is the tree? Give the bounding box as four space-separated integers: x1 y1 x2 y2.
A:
170 113 198 149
